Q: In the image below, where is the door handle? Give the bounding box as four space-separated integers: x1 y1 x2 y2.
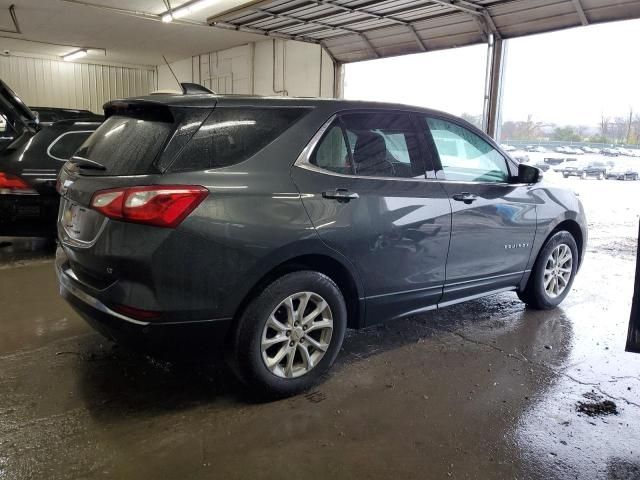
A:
322 189 359 203
452 192 477 204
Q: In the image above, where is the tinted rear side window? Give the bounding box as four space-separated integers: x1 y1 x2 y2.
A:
48 131 93 161
170 107 309 172
74 115 173 175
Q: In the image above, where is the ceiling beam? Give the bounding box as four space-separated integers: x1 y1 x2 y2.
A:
572 0 589 25
314 0 430 51
249 7 377 40
240 6 380 57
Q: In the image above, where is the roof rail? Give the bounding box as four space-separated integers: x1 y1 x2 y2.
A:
181 83 215 95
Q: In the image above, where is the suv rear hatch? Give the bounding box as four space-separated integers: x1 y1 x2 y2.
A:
57 100 212 304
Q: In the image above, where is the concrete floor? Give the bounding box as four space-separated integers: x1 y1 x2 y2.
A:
1 177 639 480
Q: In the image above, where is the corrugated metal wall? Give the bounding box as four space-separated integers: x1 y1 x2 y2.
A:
0 55 156 114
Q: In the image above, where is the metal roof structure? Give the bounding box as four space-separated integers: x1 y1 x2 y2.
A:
207 0 640 63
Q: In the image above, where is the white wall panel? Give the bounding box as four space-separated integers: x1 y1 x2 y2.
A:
157 38 335 98
0 55 155 113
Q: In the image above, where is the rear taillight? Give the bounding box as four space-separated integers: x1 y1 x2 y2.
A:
0 172 37 194
90 185 208 228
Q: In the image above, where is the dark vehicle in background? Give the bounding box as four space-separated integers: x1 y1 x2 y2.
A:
0 80 102 236
533 161 551 171
582 146 601 154
544 157 568 166
561 165 580 177
577 161 608 180
56 94 587 397
29 106 97 126
606 163 639 181
511 152 530 163
602 148 619 157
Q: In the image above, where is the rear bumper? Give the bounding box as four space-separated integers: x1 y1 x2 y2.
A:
56 251 232 354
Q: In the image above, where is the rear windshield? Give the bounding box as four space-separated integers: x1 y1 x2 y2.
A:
74 115 173 175
170 107 309 172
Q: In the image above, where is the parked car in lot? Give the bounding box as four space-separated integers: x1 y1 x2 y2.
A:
500 143 516 152
55 93 588 396
606 163 639 180
602 148 620 157
29 106 98 126
533 161 551 171
511 152 530 163
524 145 547 153
544 157 570 166
561 165 581 177
0 80 102 236
574 161 608 179
581 146 601 154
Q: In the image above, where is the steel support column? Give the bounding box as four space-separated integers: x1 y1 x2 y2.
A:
482 35 506 140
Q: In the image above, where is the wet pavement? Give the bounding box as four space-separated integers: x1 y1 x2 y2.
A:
1 177 639 479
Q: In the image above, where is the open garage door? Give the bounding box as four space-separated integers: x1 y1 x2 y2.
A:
208 0 640 62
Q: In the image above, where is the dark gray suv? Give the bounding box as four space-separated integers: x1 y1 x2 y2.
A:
56 94 587 396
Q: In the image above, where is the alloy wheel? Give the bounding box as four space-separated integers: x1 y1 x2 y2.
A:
261 291 333 378
543 244 573 298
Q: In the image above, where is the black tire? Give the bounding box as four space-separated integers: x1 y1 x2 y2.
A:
517 231 579 310
228 271 347 398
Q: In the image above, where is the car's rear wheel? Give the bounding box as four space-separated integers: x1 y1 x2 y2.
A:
598 172 604 180
229 271 347 398
517 231 578 310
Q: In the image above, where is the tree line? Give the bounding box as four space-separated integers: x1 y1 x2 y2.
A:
460 110 640 145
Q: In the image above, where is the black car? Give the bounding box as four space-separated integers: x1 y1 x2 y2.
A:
577 161 608 180
606 164 639 181
55 93 587 396
602 148 619 157
0 80 102 236
29 106 98 126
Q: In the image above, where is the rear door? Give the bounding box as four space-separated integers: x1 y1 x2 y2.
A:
292 111 451 324
421 115 537 305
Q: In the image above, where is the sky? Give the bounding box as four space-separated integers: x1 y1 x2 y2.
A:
344 19 640 127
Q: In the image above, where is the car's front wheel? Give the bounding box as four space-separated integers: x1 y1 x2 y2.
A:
229 271 347 398
517 231 579 310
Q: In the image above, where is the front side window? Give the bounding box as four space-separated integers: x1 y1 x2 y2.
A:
426 117 509 183
311 112 425 179
48 131 93 161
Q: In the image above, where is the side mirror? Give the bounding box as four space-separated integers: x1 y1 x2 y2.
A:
517 163 542 184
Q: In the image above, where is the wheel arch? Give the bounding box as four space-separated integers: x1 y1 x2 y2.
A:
549 219 584 268
232 253 364 330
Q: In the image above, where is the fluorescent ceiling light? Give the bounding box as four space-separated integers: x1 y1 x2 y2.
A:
161 0 219 23
63 49 88 62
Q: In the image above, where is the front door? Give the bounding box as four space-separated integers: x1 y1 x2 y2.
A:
421 115 537 305
291 111 452 324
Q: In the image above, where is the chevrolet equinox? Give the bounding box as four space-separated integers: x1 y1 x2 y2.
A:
56 94 587 397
